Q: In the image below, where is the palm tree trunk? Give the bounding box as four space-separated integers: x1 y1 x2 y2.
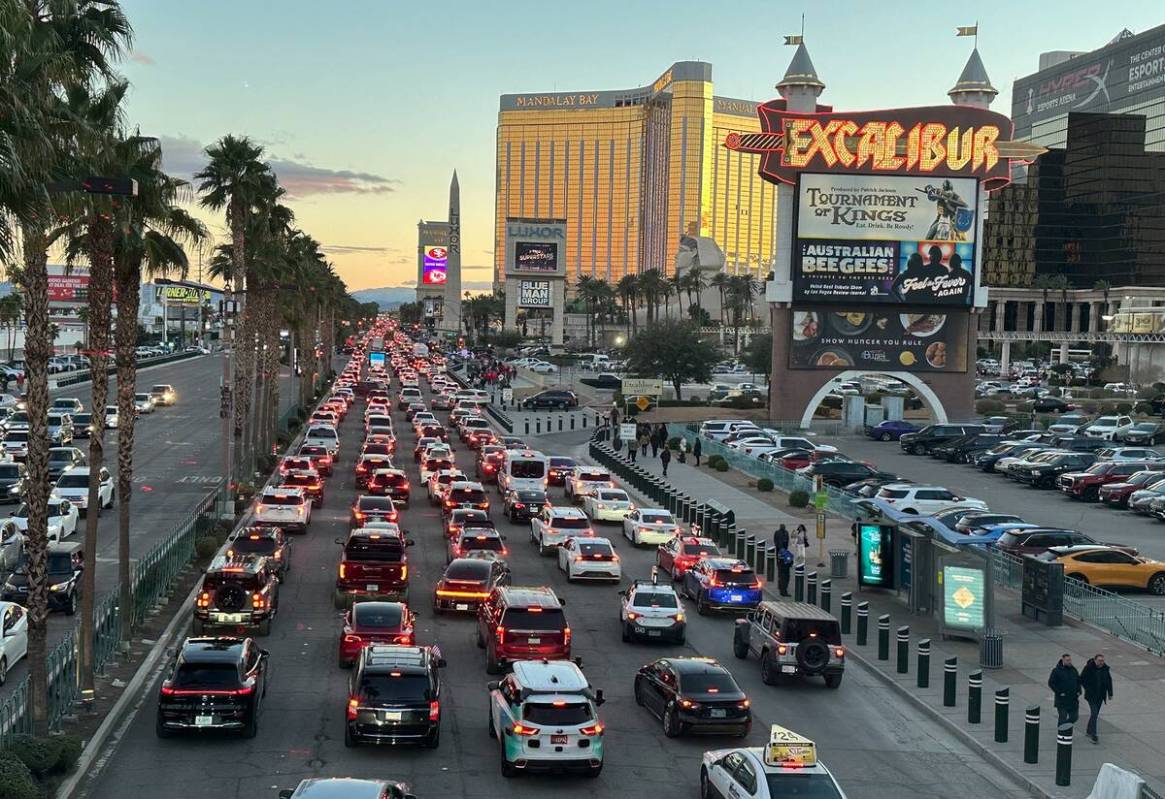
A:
19 227 52 735
115 273 141 645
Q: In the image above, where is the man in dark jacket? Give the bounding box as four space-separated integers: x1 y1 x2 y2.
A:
1048 653 1082 725
776 547 793 596
692 438 702 467
1080 653 1113 742
660 446 672 477
773 524 790 552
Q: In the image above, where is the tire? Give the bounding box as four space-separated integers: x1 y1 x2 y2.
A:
488 711 497 739
256 618 271 637
700 769 712 799
1084 486 1100 502
880 433 891 442
1068 573 1089 584
634 679 646 707
333 590 347 609
621 622 631 643
344 723 357 748
155 716 173 739
676 631 686 645
586 763 602 779
662 702 683 738
65 590 77 616
423 726 440 748
338 651 350 668
760 650 778 686
696 591 709 616
1149 573 1165 596
485 645 502 675
0 656 6 686
242 710 258 739
911 444 925 455
476 628 485 649
500 747 518 778
825 672 843 689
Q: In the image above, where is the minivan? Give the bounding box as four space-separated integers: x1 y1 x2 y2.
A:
499 450 549 493
899 424 986 455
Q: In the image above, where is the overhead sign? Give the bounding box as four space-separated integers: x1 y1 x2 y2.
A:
790 310 968 373
621 378 663 396
422 245 448 286
156 285 210 305
726 105 1039 190
794 173 976 306
943 565 985 631
518 280 552 308
47 274 88 302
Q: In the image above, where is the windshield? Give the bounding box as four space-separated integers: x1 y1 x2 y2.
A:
501 607 564 631
631 590 678 609
172 662 240 689
5 432 28 442
0 465 21 479
641 513 674 525
55 474 88 488
511 460 546 479
523 702 593 725
345 541 403 562
134 394 150 401
359 674 430 702
48 451 74 462
762 774 844 798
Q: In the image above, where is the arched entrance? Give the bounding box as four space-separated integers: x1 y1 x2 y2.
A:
797 371 949 429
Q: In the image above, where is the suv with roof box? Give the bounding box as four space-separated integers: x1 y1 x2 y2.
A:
334 527 415 607
193 554 280 636
476 585 571 674
733 600 845 688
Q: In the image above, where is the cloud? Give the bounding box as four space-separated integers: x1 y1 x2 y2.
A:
394 279 494 291
129 51 155 66
158 134 399 198
319 244 395 255
462 265 492 272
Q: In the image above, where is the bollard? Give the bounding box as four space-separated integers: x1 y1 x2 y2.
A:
917 639 931 688
558 416 563 432
821 578 832 614
943 657 957 707
794 564 806 602
877 615 890 661
807 571 818 605
1024 706 1040 764
755 542 768 578
745 535 756 566
1055 724 1072 786
968 670 983 724
524 419 530 435
856 602 869 646
735 529 747 560
896 625 909 674
841 593 853 635
536 419 542 434
570 415 575 430
994 688 1009 743
765 545 776 584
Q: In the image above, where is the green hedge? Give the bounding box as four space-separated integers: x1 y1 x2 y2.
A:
707 454 727 470
714 461 729 472
975 398 1006 414
0 751 40 799
757 478 774 492
789 489 810 508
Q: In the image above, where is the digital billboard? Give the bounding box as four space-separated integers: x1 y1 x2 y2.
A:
504 219 567 278
943 565 985 631
794 174 977 306
422 245 448 286
515 241 559 272
47 274 89 302
518 280 552 308
156 285 210 305
790 309 968 372
858 524 893 588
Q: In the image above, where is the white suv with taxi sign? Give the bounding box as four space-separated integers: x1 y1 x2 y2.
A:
700 725 848 799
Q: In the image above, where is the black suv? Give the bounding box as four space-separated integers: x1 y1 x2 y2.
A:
345 645 446 748
733 601 845 688
521 389 578 410
1014 452 1097 489
156 636 268 738
0 462 26 504
932 433 1005 463
800 460 894 488
633 657 751 737
1 541 83 614
193 555 280 635
899 423 987 455
225 525 292 579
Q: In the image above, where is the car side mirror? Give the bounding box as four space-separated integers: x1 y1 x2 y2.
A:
334 538 344 545
437 658 447 668
406 539 415 547
594 689 605 706
278 792 294 799
486 681 500 691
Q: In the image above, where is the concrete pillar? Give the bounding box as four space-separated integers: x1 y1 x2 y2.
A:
1000 340 1012 376
1088 302 1101 333
1058 343 1070 364
1033 301 1045 334
1070 303 1081 334
994 300 1006 332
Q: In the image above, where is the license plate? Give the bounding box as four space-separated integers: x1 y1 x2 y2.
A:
648 630 661 637
365 584 379 591
551 734 568 744
381 710 402 721
730 594 743 602
455 603 468 611
710 709 726 718
527 637 541 644
218 613 245 624
782 665 797 674
194 715 213 727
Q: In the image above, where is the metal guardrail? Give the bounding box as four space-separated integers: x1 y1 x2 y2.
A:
52 349 204 389
0 487 221 746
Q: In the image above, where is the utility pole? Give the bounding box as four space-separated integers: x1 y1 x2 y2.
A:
220 284 235 519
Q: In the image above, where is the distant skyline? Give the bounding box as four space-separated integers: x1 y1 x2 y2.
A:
117 0 1164 292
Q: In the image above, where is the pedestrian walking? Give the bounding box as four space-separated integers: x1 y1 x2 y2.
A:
678 437 688 464
773 523 790 552
776 547 793 596
1081 653 1113 743
650 433 659 458
628 437 637 463
692 438 702 467
1048 653 1082 726
660 446 672 477
794 524 809 564
639 432 649 457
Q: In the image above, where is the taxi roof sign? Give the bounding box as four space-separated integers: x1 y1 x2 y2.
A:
765 724 817 768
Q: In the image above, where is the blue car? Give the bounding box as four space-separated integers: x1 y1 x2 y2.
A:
865 420 920 441
682 557 762 614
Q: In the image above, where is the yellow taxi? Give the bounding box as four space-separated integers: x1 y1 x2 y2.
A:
1043 546 1165 595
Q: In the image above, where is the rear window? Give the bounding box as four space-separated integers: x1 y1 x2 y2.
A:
307 427 337 440
578 472 609 483
762 774 843 797
204 572 262 590
523 702 593 725
577 542 613 557
460 533 503 551
173 662 240 689
641 512 673 525
783 618 842 644
450 488 486 502
597 490 628 502
345 541 404 562
55 474 88 488
358 497 395 511
553 516 590 530
679 672 739 693
262 494 304 506
683 542 719 556
549 457 576 469
879 488 909 499
373 472 407 486
229 537 277 555
500 607 565 631
631 590 678 609
359 673 430 702
353 604 403 629
714 569 758 586
511 461 546 478
444 561 491 580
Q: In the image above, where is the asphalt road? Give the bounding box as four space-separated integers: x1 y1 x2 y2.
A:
819 433 1165 610
80 373 1026 799
0 354 295 694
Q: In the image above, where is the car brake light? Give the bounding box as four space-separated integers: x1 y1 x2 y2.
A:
679 699 698 709
564 626 571 646
400 565 408 581
196 591 211 609
347 697 359 720
252 592 265 609
511 723 539 736
626 611 639 621
339 563 347 579
579 723 604 735
673 613 685 622
835 647 846 658
737 699 751 709
343 633 362 644
777 644 788 655
496 626 505 644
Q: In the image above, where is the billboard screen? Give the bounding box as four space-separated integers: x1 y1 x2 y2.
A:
156 285 210 305
794 173 977 306
518 280 552 308
47 274 89 302
943 565 985 631
789 309 968 372
422 245 448 285
858 524 893 589
514 242 559 272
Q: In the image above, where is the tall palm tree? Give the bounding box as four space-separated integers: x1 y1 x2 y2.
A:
615 274 638 335
710 272 731 327
1032 273 1054 333
1049 273 1071 332
636 268 666 324
669 271 686 319
685 265 708 321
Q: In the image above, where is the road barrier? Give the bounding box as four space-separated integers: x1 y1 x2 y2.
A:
917 639 931 688
1024 706 1040 764
968 670 983 724
51 349 204 390
896 625 909 674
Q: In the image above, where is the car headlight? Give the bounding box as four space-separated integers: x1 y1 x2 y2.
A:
49 582 68 592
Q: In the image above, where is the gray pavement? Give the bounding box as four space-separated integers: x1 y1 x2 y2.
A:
79 374 1027 799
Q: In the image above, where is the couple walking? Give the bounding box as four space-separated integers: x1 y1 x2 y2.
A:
1048 653 1113 743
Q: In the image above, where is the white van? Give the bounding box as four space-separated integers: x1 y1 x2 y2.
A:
579 353 610 370
499 450 549 492
699 419 760 441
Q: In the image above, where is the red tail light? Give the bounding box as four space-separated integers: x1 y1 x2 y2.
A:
342 633 362 644
339 563 347 579
251 592 266 609
510 723 539 736
162 683 254 697
579 723 604 735
563 627 572 646
196 591 211 609
400 565 408 581
496 626 505 644
429 700 440 721
347 697 359 720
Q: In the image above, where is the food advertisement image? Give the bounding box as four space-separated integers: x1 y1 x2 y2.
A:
790 310 967 372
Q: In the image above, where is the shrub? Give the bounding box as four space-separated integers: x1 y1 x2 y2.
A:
195 536 221 560
789 489 810 508
7 734 61 777
256 454 277 475
667 436 681 450
757 478 774 492
1116 401 1133 414
975 398 1005 414
0 752 40 799
707 455 726 470
1135 401 1154 415
714 461 729 472
53 734 83 773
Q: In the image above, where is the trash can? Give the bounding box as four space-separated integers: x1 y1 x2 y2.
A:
980 629 1004 669
829 549 849 579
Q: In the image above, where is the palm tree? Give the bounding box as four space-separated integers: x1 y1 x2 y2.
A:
0 295 23 361
637 268 666 324
685 265 708 321
710 272 731 327
725 275 760 351
615 274 639 335
1047 273 1071 332
669 271 686 319
1033 273 1054 333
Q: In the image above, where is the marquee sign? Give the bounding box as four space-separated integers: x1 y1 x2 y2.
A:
725 105 1045 190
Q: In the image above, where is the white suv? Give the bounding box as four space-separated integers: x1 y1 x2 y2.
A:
1084 415 1134 441
303 425 340 455
874 484 987 515
254 487 312 532
51 466 114 518
530 506 594 555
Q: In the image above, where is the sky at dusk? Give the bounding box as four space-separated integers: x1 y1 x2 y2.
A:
117 0 1164 293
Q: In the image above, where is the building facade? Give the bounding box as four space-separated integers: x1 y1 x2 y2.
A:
494 62 776 286
1012 25 1165 153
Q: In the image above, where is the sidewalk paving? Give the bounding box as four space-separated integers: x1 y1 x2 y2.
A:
582 444 1165 798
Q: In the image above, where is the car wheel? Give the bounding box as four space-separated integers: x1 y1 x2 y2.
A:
1148 573 1165 596
0 656 6 686
1068 573 1089 584
332 590 347 609
191 618 204 636
65 590 77 616
622 622 631 643
825 672 843 689
586 763 602 779
696 591 708 616
733 636 749 660
761 650 778 686
488 710 497 739
344 723 357 748
242 710 258 739
663 702 683 738
485 645 501 675
155 715 173 739
911 444 926 455
424 726 440 748
500 746 519 778
700 769 712 799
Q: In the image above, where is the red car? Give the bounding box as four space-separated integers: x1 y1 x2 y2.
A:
355 454 393 489
349 495 400 527
337 601 415 667
475 446 506 481
466 429 494 450
334 528 414 607
1100 469 1165 508
368 469 411 506
476 586 570 675
1058 461 1162 502
278 469 324 508
656 535 721 580
298 444 333 476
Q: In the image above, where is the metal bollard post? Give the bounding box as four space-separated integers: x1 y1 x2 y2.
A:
856 601 869 645
735 529 748 560
807 571 818 605
745 535 756 565
943 657 957 707
1024 706 1040 764
877 615 890 661
968 670 982 724
917 639 930 688
1055 724 1072 786
570 415 575 430
755 542 768 578
558 416 563 432
994 688 1009 743
820 579 832 613
536 419 542 434
841 593 852 635
765 544 776 583
896 626 909 674
794 564 806 602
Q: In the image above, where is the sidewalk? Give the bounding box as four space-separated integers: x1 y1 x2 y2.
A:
584 445 1165 798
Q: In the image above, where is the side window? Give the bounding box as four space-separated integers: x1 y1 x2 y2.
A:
720 752 744 775
733 759 758 794
7 605 23 629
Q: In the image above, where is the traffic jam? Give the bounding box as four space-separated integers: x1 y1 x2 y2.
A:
154 320 851 797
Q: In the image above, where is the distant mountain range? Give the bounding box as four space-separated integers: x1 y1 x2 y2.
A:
351 287 416 309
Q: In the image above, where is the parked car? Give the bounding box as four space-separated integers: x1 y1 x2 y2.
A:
1082 415 1134 441
997 528 1112 557
864 420 920 441
1041 546 1165 595
1099 470 1165 508
1058 460 1164 501
874 484 987 515
1115 421 1165 445
899 424 987 455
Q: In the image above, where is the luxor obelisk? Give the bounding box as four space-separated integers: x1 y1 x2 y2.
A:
445 170 462 336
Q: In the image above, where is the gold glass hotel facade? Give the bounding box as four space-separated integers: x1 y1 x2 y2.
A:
495 61 776 285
